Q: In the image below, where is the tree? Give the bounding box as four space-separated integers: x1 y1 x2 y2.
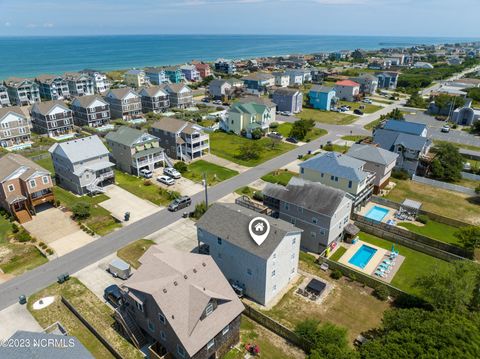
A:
471 120 480 135
173 161 188 173
414 260 480 312
191 201 207 219
455 226 480 251
72 202 91 220
295 319 320 348
268 137 281 150
388 108 404 120
433 94 465 113
430 143 464 182
250 128 263 140
289 119 315 140
360 308 480 359
237 141 262 161
406 93 427 108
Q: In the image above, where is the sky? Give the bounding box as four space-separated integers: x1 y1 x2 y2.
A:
0 0 479 38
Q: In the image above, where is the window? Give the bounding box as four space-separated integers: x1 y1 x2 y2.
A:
300 167 304 174
348 180 352 188
207 339 215 350
247 268 252 275
284 203 289 210
271 270 276 277
135 301 144 312
147 320 155 333
159 313 166 324
217 237 222 245
291 253 295 261
291 267 295 274
320 229 326 235
273 253 277 259
177 345 186 358
297 207 303 213
290 217 296 225
7 184 14 192
330 175 334 180
29 179 36 188
205 302 214 317
160 331 166 341
218 252 222 259
292 237 296 245
335 177 339 182
222 325 230 335
344 216 349 224
312 217 318 224
273 284 277 292
310 231 316 238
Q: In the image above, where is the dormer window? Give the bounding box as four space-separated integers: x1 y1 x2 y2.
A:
159 313 166 324
29 179 36 188
7 184 14 192
205 302 214 317
135 300 144 312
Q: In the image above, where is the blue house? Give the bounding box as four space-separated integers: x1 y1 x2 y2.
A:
383 119 427 137
309 85 336 111
164 66 184 83
144 67 167 85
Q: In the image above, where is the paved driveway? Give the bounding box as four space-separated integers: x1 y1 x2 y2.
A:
0 303 43 340
152 170 204 197
145 218 198 253
100 185 161 223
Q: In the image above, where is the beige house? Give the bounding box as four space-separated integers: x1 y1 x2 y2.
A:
0 107 32 150
124 69 149 88
117 245 244 359
226 98 276 137
0 154 55 223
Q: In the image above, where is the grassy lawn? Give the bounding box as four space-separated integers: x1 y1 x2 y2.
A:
53 187 121 236
261 170 298 186
364 117 383 130
210 132 295 167
397 220 460 245
0 242 48 275
298 108 357 125
28 278 142 359
117 239 155 269
114 170 172 206
386 179 480 225
235 186 256 198
325 143 350 153
276 123 327 141
371 98 394 105
338 100 383 114
341 135 369 142
33 156 54 173
329 246 347 261
0 214 11 243
183 160 238 186
433 140 480 152
262 252 391 343
357 232 452 295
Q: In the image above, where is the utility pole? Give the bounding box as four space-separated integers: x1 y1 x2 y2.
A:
203 173 208 207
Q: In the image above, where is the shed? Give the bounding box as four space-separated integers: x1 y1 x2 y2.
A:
306 278 326 295
108 259 131 280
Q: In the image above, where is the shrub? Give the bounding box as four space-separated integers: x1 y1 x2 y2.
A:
16 230 32 243
240 186 251 194
349 273 357 282
269 122 279 129
46 248 54 255
11 223 19 233
192 201 208 219
392 169 410 180
330 269 343 280
38 242 45 247
253 191 264 202
143 179 152 186
55 200 61 207
174 161 188 173
72 202 91 220
374 285 390 301
168 191 181 200
417 214 429 224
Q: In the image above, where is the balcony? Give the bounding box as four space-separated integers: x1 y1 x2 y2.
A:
185 134 209 144
30 190 55 207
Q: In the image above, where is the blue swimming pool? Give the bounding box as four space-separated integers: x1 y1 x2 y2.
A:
365 206 389 222
348 244 378 269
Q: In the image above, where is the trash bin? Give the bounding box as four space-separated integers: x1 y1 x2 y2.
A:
124 212 130 221
19 295 26 305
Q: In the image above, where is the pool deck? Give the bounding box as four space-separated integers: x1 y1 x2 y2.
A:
357 202 396 223
337 240 405 283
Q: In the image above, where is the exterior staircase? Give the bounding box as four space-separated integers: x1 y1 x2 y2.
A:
114 307 148 349
86 172 113 194
15 209 32 224
164 154 175 168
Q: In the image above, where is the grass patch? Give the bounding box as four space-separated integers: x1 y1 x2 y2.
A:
276 123 327 141
261 170 298 186
183 160 238 186
329 246 347 261
0 214 11 243
325 143 350 153
0 242 48 275
53 187 121 236
210 132 295 167
117 239 155 269
298 108 357 125
235 186 256 198
371 98 393 105
397 220 460 245
433 140 480 152
358 232 452 295
386 179 480 225
341 135 368 142
114 171 171 206
33 156 54 173
28 277 142 359
364 117 383 130
338 100 383 114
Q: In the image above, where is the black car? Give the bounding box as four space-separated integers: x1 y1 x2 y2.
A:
104 284 122 307
286 137 299 144
168 196 192 212
354 109 364 115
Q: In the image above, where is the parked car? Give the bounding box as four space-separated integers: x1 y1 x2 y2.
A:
353 109 364 115
286 137 299 144
202 97 210 103
362 99 373 104
104 285 122 307
157 175 175 186
163 167 181 179
464 162 472 171
139 168 153 179
441 125 450 133
168 196 192 211
267 131 283 140
212 100 222 105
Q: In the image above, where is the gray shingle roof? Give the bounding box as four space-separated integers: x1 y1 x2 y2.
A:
138 85 168 98
383 119 426 136
0 106 26 120
72 95 108 108
0 153 50 182
0 330 94 359
263 177 350 217
373 129 429 152
49 135 109 163
310 85 335 93
196 203 301 260
347 144 398 165
32 100 70 116
106 87 139 100
273 88 300 96
300 152 368 181
106 126 158 147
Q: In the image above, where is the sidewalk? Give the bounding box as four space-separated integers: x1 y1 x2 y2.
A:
202 153 250 173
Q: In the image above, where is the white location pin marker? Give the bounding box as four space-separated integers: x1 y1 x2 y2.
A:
249 217 270 246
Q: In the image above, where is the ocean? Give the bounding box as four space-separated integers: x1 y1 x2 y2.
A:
0 34 478 80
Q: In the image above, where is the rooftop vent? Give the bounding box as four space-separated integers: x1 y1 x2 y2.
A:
174 281 178 286
184 275 188 279
163 288 167 293
193 269 197 273
202 262 206 267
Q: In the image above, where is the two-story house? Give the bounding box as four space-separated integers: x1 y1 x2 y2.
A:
35 74 70 100
0 85 11 107
197 203 302 306
71 95 110 128
272 72 290 87
104 88 142 121
139 86 170 114
242 73 275 95
150 118 210 161
347 144 399 194
350 74 378 95
334 80 360 101
124 69 149 88
263 177 353 253
164 66 184 84
4 78 41 106
214 59 236 74
272 88 303 114
285 69 312 85
299 151 375 209
64 72 95 97
226 99 276 137
309 86 336 111
49 135 114 195
164 84 193 109
144 67 168 85
0 107 32 150
31 100 74 138
180 65 201 82
117 245 244 359
208 79 243 100
0 154 54 223
81 70 110 93
373 120 431 175
376 72 399 90
194 63 212 79
106 126 166 176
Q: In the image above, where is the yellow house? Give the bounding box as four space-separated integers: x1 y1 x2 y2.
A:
226 101 275 138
